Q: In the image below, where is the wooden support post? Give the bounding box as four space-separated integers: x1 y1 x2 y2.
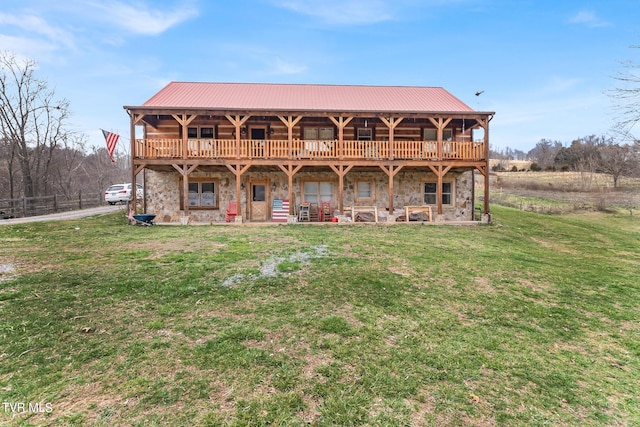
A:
428 117 452 160
380 117 403 160
226 114 251 159
172 163 199 216
278 163 303 215
172 114 197 159
278 116 303 159
130 112 137 218
482 118 491 216
379 164 403 215
329 116 353 160
329 164 354 215
225 163 251 219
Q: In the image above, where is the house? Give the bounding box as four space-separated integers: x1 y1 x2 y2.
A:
123 82 494 224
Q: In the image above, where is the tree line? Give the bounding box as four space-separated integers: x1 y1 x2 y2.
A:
491 135 640 188
0 51 128 201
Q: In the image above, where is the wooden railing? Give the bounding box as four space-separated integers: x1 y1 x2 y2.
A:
135 139 486 161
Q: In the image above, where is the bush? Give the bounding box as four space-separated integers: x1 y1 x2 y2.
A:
530 162 542 172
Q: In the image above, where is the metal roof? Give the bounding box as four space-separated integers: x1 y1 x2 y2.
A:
135 82 477 113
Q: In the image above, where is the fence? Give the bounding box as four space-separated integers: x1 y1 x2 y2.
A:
0 192 104 219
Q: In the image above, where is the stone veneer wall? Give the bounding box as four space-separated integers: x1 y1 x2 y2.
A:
143 168 475 223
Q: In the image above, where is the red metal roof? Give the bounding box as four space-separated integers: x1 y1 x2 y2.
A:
138 82 475 113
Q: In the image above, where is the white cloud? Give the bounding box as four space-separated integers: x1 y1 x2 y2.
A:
276 0 393 25
86 0 199 35
568 10 610 28
272 58 308 75
0 12 76 51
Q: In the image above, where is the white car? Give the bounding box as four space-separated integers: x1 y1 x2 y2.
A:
105 183 143 205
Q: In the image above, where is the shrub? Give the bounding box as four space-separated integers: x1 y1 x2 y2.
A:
530 162 542 172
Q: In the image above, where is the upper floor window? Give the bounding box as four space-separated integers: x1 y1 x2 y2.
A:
304 127 334 140
357 128 373 141
188 127 215 139
423 129 452 141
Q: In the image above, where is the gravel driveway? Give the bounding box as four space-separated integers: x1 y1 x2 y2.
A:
0 205 123 225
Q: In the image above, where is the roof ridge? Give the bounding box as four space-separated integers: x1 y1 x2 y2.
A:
167 81 446 90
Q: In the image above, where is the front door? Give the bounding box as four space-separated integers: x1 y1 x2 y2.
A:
250 182 268 221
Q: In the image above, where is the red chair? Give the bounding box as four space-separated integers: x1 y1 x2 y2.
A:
225 201 237 222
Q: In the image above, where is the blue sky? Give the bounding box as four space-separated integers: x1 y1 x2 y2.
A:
1 0 639 154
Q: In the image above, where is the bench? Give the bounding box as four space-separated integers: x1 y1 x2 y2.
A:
404 206 432 222
349 206 379 223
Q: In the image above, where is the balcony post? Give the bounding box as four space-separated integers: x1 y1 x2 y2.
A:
329 116 353 161
226 114 250 160
278 116 302 160
380 116 403 160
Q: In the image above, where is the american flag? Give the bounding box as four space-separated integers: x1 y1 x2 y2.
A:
101 129 119 162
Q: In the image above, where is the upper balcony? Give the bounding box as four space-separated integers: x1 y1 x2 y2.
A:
134 138 487 162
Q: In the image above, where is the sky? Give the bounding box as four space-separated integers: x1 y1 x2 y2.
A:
1 0 639 154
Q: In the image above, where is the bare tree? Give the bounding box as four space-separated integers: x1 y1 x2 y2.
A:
599 141 637 188
49 134 89 199
527 139 563 170
610 45 640 134
0 51 70 198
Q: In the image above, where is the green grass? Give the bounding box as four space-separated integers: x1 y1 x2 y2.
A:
0 206 639 426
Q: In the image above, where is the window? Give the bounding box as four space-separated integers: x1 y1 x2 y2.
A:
424 182 453 205
423 128 452 141
357 128 373 141
186 181 218 208
200 127 214 139
303 181 334 204
304 127 334 140
355 180 375 202
188 127 216 139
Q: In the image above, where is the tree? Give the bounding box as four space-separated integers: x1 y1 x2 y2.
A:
0 51 70 198
527 139 563 170
611 46 640 131
599 141 637 187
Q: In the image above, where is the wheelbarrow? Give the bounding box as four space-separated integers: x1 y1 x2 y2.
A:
132 213 156 226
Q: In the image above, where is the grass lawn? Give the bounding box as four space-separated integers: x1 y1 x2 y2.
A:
1 206 639 426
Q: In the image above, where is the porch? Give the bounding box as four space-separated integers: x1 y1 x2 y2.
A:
138 167 484 225
134 138 486 162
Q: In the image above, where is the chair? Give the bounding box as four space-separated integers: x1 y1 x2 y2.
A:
320 201 332 222
225 201 237 222
298 202 310 222
309 203 319 222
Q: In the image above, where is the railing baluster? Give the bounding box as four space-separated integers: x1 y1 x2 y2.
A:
136 138 486 161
